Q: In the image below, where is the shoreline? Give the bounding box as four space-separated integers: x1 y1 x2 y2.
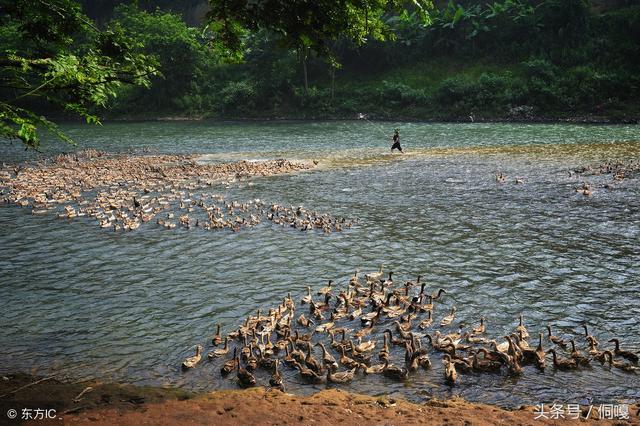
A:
3 373 636 425
42 113 640 126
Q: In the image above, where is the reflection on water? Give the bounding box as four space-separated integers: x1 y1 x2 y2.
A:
0 121 639 407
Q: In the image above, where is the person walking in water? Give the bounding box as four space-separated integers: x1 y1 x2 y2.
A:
391 128 404 153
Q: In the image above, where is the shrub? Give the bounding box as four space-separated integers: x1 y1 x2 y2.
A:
218 81 256 115
377 81 427 107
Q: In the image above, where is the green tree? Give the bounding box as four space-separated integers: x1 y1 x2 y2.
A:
0 0 158 149
110 4 209 114
205 0 434 92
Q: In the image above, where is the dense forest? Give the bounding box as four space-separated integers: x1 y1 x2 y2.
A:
2 0 640 141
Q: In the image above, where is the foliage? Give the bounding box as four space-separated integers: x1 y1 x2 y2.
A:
108 5 209 113
0 0 159 149
204 0 434 62
3 0 639 130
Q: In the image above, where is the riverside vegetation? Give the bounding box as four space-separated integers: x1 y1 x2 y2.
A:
97 1 640 122
2 0 639 144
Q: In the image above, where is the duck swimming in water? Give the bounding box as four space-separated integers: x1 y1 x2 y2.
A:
269 359 285 392
608 338 639 364
212 324 222 346
440 307 456 326
602 350 640 372
547 349 578 370
516 314 529 340
236 355 257 387
327 367 356 384
182 345 203 370
443 354 458 383
221 348 238 375
546 325 567 349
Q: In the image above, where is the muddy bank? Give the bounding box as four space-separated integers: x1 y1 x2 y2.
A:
1 374 638 425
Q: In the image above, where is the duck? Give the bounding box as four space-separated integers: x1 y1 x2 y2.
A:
282 345 296 366
380 271 394 288
382 359 408 380
384 329 407 346
349 270 361 287
293 360 324 383
379 334 390 362
315 321 335 333
534 332 546 369
208 337 230 359
181 345 203 370
602 350 640 372
440 306 456 326
360 306 383 326
569 339 590 366
315 342 339 371
418 310 434 329
470 350 502 372
443 354 457 384
221 348 238 375
582 323 598 346
329 329 349 351
304 343 324 374
432 288 447 301
365 265 384 282
236 355 257 387
327 367 356 384
301 286 313 304
359 362 385 374
608 338 639 364
352 338 376 353
395 317 413 334
245 343 259 371
317 280 333 296
586 335 601 356
472 316 486 335
212 324 223 346
546 325 567 348
349 305 362 321
474 347 503 363
411 280 427 305
547 349 578 370
516 314 529 340
288 339 306 363
339 346 360 369
297 313 313 327
489 337 510 354
411 338 432 370
269 359 285 392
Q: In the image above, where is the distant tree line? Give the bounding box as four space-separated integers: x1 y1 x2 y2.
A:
106 0 639 121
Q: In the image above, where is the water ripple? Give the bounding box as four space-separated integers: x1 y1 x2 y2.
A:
1 122 639 407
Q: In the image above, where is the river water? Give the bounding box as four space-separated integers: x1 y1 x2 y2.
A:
1 121 639 408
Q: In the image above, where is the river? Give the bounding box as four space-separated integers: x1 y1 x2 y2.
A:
1 121 639 407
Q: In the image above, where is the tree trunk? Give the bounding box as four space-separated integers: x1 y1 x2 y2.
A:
330 66 335 100
302 52 309 95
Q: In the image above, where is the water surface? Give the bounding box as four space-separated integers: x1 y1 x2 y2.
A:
1 121 639 407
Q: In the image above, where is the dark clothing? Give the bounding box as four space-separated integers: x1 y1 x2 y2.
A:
391 133 403 152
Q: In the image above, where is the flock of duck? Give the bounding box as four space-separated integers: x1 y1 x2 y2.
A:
181 267 639 391
0 151 352 233
496 159 639 196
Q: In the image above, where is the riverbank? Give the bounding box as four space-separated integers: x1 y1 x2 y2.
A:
104 113 640 125
3 374 636 425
